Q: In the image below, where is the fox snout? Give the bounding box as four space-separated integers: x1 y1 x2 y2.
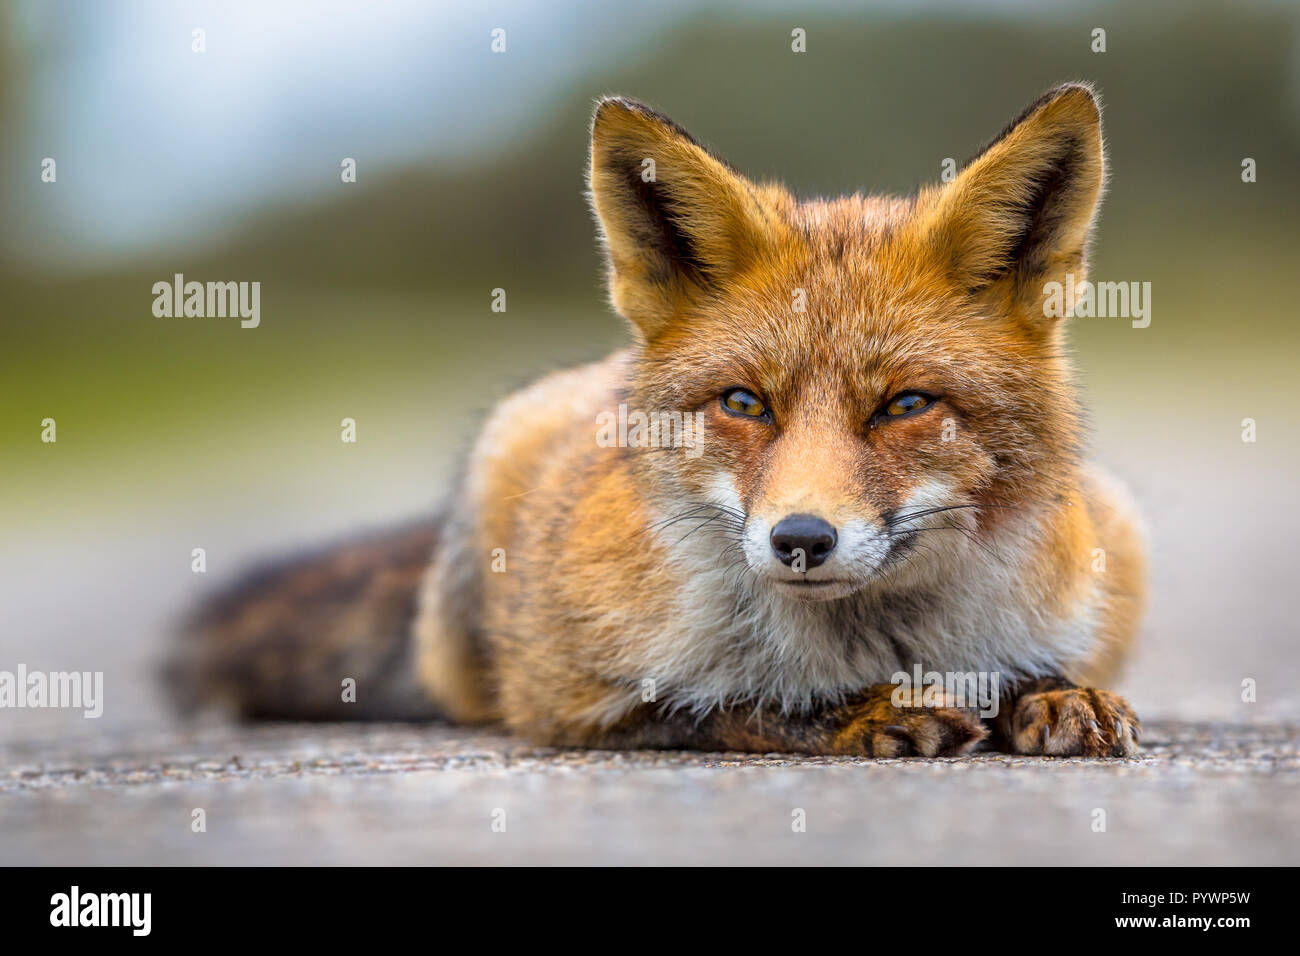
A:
740 504 896 601
770 514 837 568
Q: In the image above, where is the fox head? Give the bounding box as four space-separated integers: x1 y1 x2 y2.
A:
589 85 1105 601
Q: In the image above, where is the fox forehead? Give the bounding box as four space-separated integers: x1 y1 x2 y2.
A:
643 196 1000 409
787 192 918 259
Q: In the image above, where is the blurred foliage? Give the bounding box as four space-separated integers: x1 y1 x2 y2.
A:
180 2 1300 291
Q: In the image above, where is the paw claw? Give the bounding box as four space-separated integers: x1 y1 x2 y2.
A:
852 689 988 758
1010 687 1140 758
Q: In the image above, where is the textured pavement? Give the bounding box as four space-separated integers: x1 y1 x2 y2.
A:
3 718 1296 865
3 343 1297 866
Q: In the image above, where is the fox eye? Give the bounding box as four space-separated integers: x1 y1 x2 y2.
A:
880 392 933 420
720 388 768 420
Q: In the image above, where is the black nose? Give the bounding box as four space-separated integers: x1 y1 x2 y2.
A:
770 514 838 568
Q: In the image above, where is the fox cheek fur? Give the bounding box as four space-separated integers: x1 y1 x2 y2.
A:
176 84 1146 758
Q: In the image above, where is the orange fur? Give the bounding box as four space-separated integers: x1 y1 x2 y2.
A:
182 85 1145 758
411 83 1145 756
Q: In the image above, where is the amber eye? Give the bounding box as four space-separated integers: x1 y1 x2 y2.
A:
720 388 768 420
880 392 933 420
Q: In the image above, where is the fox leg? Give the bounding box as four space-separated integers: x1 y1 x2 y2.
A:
551 684 987 758
994 677 1140 757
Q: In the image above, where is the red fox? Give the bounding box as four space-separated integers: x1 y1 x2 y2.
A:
175 84 1145 757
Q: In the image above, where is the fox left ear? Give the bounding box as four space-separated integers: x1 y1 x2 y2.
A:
923 83 1105 310
589 97 777 340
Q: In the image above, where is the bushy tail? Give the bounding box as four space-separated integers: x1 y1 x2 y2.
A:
167 520 444 721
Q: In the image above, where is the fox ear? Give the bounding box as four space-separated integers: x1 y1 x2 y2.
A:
589 97 772 339
924 84 1105 309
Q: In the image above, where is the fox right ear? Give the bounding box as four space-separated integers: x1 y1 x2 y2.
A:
922 83 1106 312
589 97 773 339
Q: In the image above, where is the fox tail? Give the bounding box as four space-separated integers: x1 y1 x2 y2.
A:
166 520 443 721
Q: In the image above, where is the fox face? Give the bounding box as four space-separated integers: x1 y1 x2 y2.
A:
589 87 1105 602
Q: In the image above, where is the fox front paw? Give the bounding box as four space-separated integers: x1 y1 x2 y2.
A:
1010 687 1139 757
842 688 988 758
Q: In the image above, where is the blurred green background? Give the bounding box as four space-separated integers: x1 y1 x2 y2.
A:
1 0 1298 733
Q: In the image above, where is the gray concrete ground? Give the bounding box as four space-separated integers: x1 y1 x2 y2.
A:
2 396 1297 866
3 718 1296 865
